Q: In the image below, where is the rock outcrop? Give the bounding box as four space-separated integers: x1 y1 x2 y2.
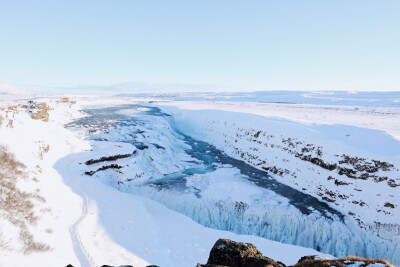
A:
293 255 394 267
197 238 285 267
30 103 50 122
197 239 395 267
84 152 135 165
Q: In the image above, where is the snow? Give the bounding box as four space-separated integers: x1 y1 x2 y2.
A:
186 168 265 202
154 100 399 263
157 100 400 141
0 95 331 266
56 149 329 266
0 98 86 266
65 103 399 263
157 103 400 225
347 262 366 267
1 91 399 266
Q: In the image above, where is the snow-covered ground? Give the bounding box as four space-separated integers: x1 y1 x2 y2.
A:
1 90 399 266
157 101 400 140
70 103 399 262
117 90 400 108
159 102 400 225
0 94 330 267
0 97 88 266
157 100 400 261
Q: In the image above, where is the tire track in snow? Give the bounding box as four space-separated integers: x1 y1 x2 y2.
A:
69 195 91 267
67 161 93 267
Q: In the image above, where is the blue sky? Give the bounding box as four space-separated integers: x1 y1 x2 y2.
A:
1 1 399 93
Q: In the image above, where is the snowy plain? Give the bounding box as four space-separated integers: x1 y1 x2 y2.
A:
0 90 399 266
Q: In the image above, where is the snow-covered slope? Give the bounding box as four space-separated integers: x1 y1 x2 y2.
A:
63 103 399 263
159 105 400 223
57 144 331 266
154 102 400 262
0 96 329 267
0 97 88 266
157 101 400 140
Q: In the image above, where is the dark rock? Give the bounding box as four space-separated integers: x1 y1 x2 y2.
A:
296 255 317 263
85 170 95 176
384 202 395 208
136 144 149 150
85 152 134 165
244 256 285 267
322 196 335 203
388 179 399 187
292 255 393 267
338 167 357 179
85 164 123 176
199 239 394 267
151 143 165 149
204 238 268 267
197 264 229 267
334 179 349 186
296 154 336 171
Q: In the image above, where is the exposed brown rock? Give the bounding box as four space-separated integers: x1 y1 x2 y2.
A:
31 103 50 122
198 239 284 267
293 255 393 267
197 239 395 267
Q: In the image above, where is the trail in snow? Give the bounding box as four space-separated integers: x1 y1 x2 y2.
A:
69 195 91 267
67 161 92 267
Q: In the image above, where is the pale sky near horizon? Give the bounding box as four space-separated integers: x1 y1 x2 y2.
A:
1 1 400 93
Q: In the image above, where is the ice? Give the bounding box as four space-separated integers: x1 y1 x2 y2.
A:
2 93 400 266
75 105 399 263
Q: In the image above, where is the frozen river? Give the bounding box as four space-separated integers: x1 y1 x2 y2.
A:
66 104 398 262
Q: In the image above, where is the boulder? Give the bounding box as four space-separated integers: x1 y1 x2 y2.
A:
199 238 284 267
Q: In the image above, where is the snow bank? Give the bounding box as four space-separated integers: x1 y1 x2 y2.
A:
58 145 331 266
0 97 88 266
154 104 400 263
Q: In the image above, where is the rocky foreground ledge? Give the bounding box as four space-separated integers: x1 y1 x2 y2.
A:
65 238 396 267
197 239 395 267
